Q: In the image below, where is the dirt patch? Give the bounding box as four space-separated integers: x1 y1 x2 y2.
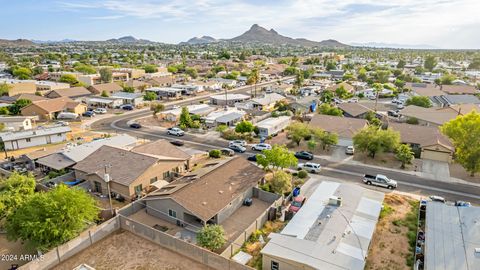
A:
366 194 417 270
449 162 480 184
0 234 36 269
53 230 209 270
353 152 421 172
137 115 177 128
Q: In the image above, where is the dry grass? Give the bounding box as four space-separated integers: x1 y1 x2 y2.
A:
365 194 418 270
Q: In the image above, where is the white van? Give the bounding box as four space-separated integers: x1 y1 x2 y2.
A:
57 112 78 119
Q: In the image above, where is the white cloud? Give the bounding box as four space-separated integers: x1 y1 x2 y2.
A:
59 0 480 48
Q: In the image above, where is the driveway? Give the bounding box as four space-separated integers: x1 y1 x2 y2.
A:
422 159 450 181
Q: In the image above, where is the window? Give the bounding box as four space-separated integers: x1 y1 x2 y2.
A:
271 261 279 270
150 177 158 184
26 138 31 142
168 209 177 218
134 184 143 194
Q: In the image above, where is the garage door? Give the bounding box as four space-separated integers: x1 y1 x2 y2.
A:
421 149 450 162
337 138 353 147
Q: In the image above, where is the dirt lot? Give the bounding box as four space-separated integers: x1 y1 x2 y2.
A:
53 230 209 270
366 194 418 270
0 234 36 269
449 162 480 184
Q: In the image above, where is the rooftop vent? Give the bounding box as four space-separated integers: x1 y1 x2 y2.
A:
328 196 342 206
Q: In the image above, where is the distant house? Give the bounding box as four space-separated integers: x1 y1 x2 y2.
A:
399 104 480 126
21 97 87 121
143 157 266 227
255 116 291 138
112 68 146 79
45 86 92 100
249 93 286 111
204 108 246 127
326 82 354 93
440 84 478 95
309 114 367 146
143 76 174 87
85 96 123 108
110 92 144 106
325 69 345 80
0 116 35 131
0 125 71 150
405 82 444 97
261 181 384 270
34 81 71 94
337 103 375 118
210 93 250 106
73 145 188 199
388 122 454 162
89 82 123 95
159 104 215 122
145 87 183 100
119 79 152 91
211 78 237 88
0 79 36 96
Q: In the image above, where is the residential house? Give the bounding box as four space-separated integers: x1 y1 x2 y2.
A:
78 73 129 87
35 134 137 172
204 108 246 127
143 157 265 227
326 82 355 93
112 68 146 79
423 202 480 270
337 103 375 118
261 181 384 270
110 92 144 106
388 122 454 162
44 86 92 100
159 104 215 122
399 104 479 126
48 71 81 82
256 116 291 138
326 69 345 80
89 82 123 95
0 79 36 96
405 83 444 97
194 80 222 91
0 93 47 105
86 96 123 108
145 87 183 100
171 84 204 95
309 114 368 146
440 84 478 95
211 78 237 88
73 145 188 199
34 81 70 94
120 79 152 91
0 116 35 131
210 93 250 106
248 93 286 111
143 76 174 87
0 125 71 150
21 97 87 121
131 139 192 169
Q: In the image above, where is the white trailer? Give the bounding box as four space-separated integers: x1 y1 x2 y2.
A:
256 116 291 138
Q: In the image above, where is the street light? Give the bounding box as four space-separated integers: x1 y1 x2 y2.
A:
104 165 114 216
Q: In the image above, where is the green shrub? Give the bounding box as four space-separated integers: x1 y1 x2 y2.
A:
297 170 308 179
209 150 221 158
216 125 228 132
406 117 419 125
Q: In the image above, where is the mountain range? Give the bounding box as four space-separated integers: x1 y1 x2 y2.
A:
181 24 348 47
0 39 35 46
350 42 439 49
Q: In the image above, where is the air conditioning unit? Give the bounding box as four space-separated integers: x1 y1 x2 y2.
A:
328 196 342 206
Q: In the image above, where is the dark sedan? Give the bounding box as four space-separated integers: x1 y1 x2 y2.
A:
247 154 265 162
294 151 314 160
129 123 142 129
170 140 184 146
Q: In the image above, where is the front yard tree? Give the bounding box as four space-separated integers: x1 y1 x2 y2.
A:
396 144 415 169
179 107 193 129
405 96 432 108
286 122 310 146
197 224 226 251
0 172 36 224
256 144 298 172
353 126 400 159
235 120 254 133
99 67 112 83
6 185 99 251
424 55 437 72
318 103 343 116
144 91 157 101
441 111 480 176
270 170 293 195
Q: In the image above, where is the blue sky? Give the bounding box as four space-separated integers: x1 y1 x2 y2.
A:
1 0 480 48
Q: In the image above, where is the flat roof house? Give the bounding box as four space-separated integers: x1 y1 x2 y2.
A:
34 81 70 94
204 108 246 127
0 125 71 150
0 116 35 131
110 92 144 106
261 181 384 270
73 145 188 200
210 93 250 106
0 79 36 96
159 104 215 122
250 93 287 111
423 201 480 270
145 87 183 100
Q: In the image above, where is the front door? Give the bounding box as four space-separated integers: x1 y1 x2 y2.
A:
94 181 102 193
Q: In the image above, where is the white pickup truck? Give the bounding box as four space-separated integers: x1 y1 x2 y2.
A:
363 174 398 189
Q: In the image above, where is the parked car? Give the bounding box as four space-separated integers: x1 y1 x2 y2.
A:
363 174 397 189
170 140 184 146
387 110 399 117
297 162 321 173
129 123 142 129
167 127 185 136
55 121 70 126
82 111 95 117
294 151 314 160
252 143 272 151
94 108 107 114
229 144 246 153
247 154 265 162
120 104 134 110
288 196 306 213
429 195 446 203
455 201 471 207
220 148 235 156
345 146 355 155
348 98 359 103
229 140 247 147
396 103 405 109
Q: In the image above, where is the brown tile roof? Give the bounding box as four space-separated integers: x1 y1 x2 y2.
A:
144 76 174 86
399 105 459 126
46 86 92 98
326 82 355 92
119 80 152 89
337 103 372 117
447 103 480 115
309 114 367 139
388 122 453 151
12 93 48 102
89 82 123 94
132 139 191 160
405 83 444 97
73 145 159 186
147 157 264 221
440 85 478 95
22 97 79 114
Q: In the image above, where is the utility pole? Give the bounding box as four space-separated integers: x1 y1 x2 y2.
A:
104 165 114 216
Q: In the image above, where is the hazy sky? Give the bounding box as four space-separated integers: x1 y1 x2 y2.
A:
2 0 480 48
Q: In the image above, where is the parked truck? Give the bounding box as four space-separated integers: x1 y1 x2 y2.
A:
363 174 398 189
